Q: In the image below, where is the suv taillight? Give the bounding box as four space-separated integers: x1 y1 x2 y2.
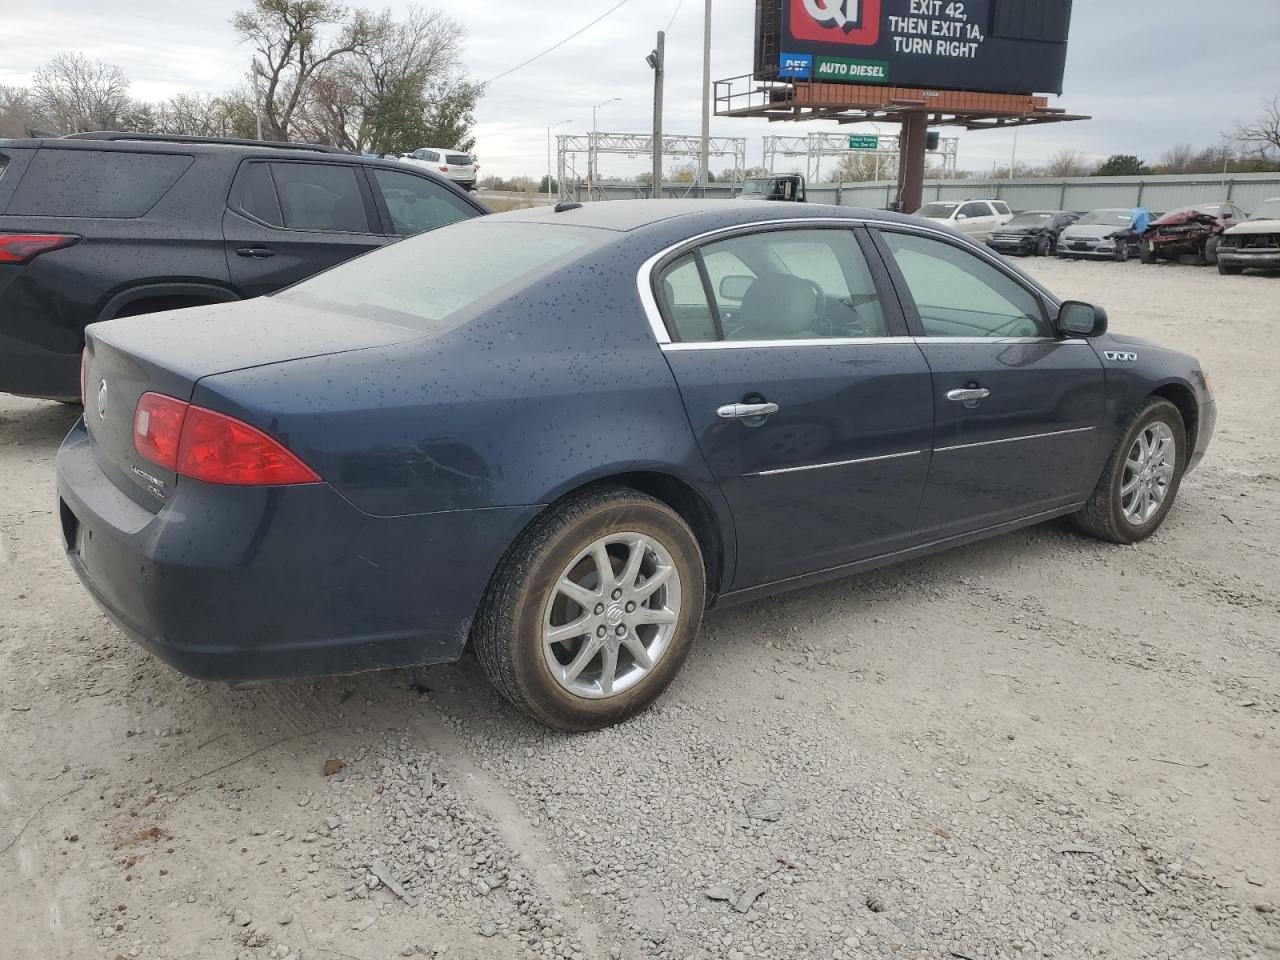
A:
133 393 321 486
439 166 450 173
0 233 80 264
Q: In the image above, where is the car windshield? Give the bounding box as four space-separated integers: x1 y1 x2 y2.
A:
1074 209 1132 226
918 202 959 218
278 221 606 332
741 179 778 196
1006 212 1055 226
1251 199 1280 219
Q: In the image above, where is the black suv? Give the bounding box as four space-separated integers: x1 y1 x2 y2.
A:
0 133 488 400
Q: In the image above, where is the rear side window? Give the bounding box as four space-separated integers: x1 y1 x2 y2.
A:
370 168 476 236
269 163 370 233
958 202 990 219
7 149 192 218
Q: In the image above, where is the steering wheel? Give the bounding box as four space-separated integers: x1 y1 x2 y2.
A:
803 279 833 336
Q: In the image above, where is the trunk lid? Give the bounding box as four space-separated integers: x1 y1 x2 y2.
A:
83 298 423 511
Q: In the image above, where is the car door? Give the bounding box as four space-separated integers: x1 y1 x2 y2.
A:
223 159 387 298
951 201 987 238
872 227 1105 538
366 166 481 238
654 225 935 589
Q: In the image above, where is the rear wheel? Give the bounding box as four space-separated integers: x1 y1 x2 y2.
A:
473 486 706 731
1073 398 1186 544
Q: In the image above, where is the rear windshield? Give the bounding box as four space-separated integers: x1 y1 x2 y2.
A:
278 220 606 332
918 202 959 218
7 149 193 218
1075 209 1131 226
446 153 472 165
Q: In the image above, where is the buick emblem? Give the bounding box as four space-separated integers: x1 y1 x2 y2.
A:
96 379 109 419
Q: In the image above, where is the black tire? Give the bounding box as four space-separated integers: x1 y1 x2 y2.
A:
1073 398 1187 544
1139 239 1157 264
1036 235 1051 257
1204 236 1220 266
1217 259 1243 276
1113 242 1129 263
473 485 706 731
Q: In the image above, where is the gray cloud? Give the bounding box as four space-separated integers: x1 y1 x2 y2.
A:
3 0 1277 177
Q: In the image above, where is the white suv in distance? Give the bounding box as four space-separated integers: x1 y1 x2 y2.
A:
400 148 478 192
917 199 1013 241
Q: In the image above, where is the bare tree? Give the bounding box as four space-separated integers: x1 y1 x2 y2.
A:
233 0 384 140
31 53 131 133
1044 148 1092 177
1234 96 1280 166
0 85 43 138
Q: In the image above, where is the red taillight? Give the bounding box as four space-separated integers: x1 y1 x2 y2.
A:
133 393 320 486
134 393 189 471
0 233 80 264
439 166 450 173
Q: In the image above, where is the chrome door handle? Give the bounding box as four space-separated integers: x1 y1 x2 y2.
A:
947 388 991 402
717 402 780 420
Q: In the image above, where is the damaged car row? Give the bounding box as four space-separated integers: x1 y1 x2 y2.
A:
986 198 1278 275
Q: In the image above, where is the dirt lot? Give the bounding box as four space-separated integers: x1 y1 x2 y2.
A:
1 258 1277 960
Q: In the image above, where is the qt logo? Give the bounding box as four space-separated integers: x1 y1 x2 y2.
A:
791 0 881 46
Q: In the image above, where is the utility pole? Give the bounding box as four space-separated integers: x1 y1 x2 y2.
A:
699 0 712 190
589 98 620 200
649 32 665 199
252 58 264 141
1009 125 1019 181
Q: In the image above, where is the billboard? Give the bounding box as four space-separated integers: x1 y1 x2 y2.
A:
756 0 1073 95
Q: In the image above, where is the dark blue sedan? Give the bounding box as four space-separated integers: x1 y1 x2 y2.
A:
57 201 1216 730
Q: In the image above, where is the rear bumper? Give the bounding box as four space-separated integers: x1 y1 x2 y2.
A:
57 419 538 683
0 331 80 400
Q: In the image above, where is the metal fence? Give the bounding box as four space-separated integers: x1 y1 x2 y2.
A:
574 173 1280 215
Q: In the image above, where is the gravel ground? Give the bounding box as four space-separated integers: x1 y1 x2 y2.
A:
1 257 1278 960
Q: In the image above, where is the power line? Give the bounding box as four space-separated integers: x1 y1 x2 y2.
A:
666 0 686 33
485 0 634 85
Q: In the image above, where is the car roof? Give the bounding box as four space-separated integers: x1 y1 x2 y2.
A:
492 199 918 233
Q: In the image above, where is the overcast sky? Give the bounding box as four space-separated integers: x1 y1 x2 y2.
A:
2 0 1278 179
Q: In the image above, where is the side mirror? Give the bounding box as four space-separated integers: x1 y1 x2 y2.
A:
1057 300 1108 338
719 275 754 301
955 212 968 220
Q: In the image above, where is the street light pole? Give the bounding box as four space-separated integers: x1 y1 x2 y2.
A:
699 0 712 190
547 119 572 201
589 98 620 199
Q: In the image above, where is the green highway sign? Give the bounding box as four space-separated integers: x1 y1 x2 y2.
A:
848 135 880 151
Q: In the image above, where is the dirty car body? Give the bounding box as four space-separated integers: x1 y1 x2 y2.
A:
56 201 1216 687
1143 203 1245 263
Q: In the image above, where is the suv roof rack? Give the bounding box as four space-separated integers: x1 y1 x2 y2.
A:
60 132 351 155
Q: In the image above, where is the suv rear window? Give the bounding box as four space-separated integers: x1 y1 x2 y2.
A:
446 154 472 165
7 149 193 218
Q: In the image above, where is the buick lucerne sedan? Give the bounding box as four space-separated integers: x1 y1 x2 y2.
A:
58 201 1216 730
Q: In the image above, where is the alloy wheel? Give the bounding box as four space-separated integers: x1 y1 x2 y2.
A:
1121 422 1176 525
542 533 682 699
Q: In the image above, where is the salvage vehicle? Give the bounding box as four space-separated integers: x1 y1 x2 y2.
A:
1056 208 1141 260
58 201 1216 730
917 199 1013 241
736 174 807 202
0 133 487 401
1216 197 1280 275
986 210 1079 257
1139 202 1248 266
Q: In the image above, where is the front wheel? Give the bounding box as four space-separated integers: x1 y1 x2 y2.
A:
1073 398 1187 544
1204 236 1220 266
1139 239 1157 264
473 486 706 731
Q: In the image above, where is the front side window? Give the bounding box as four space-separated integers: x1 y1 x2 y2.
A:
270 163 370 233
371 168 476 236
657 228 887 342
881 231 1048 339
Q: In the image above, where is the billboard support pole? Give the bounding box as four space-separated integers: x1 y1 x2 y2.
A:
699 0 712 189
895 112 927 214
651 32 666 199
